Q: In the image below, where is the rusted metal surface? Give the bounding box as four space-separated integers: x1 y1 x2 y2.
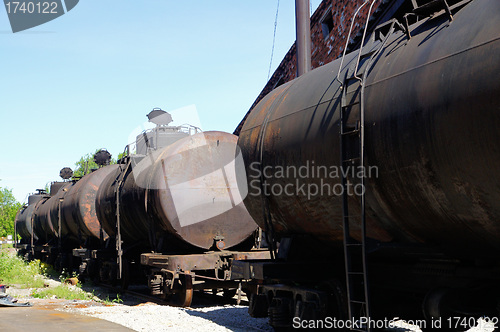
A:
33 197 56 244
32 202 52 244
97 131 258 252
142 252 226 272
141 250 270 274
15 204 37 242
16 193 49 243
142 249 270 307
238 0 500 259
60 165 118 244
34 182 73 246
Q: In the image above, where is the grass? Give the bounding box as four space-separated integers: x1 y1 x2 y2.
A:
103 293 123 305
32 284 93 300
0 249 96 301
0 250 45 288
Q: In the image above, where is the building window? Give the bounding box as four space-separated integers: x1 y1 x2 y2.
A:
320 9 334 40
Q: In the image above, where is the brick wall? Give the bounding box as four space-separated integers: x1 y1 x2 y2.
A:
234 0 406 135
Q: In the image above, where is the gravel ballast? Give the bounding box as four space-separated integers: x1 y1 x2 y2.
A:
60 301 496 332
61 302 273 332
5 277 496 332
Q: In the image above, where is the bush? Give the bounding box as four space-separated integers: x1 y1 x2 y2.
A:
0 251 45 288
0 249 97 301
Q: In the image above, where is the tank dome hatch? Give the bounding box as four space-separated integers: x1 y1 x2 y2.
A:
59 167 73 180
147 108 173 126
94 149 112 166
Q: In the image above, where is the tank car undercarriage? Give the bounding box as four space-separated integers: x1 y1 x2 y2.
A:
234 236 500 331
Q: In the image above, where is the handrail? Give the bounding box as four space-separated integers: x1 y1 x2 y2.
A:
354 0 377 80
335 0 376 85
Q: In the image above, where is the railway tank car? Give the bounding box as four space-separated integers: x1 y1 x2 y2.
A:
96 131 256 254
15 163 115 268
59 163 117 247
52 162 118 270
14 190 49 258
236 0 500 328
88 112 263 304
32 181 73 265
34 182 69 246
15 110 265 306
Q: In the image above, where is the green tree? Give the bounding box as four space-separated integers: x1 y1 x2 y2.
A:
73 149 118 178
0 187 22 237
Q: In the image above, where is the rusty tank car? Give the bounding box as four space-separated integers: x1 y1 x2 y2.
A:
15 161 116 268
33 182 69 246
14 110 265 306
31 181 74 265
235 0 500 329
89 112 262 303
14 190 49 258
59 164 117 247
96 131 256 253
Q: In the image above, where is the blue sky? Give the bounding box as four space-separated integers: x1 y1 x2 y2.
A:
0 1 321 202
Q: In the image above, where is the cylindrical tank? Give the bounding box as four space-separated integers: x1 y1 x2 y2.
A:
97 131 257 252
60 165 118 245
238 0 500 258
34 182 73 245
15 192 49 243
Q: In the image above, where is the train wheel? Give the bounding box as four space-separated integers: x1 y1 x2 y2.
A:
178 273 193 307
320 279 348 321
98 261 116 285
166 273 193 307
248 293 269 318
222 289 237 299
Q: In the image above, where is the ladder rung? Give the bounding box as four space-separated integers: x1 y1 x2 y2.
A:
345 76 361 82
342 101 360 108
340 35 370 325
343 157 360 163
359 49 377 60
343 214 362 218
342 129 360 136
413 0 444 15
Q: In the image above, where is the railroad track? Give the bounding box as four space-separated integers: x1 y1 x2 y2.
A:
94 283 249 307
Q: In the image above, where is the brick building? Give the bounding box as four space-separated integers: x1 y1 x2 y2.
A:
234 0 409 135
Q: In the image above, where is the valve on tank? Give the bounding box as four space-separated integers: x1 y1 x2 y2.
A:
214 235 226 251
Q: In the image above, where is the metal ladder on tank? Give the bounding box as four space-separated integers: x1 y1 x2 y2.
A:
335 1 401 330
115 157 131 281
